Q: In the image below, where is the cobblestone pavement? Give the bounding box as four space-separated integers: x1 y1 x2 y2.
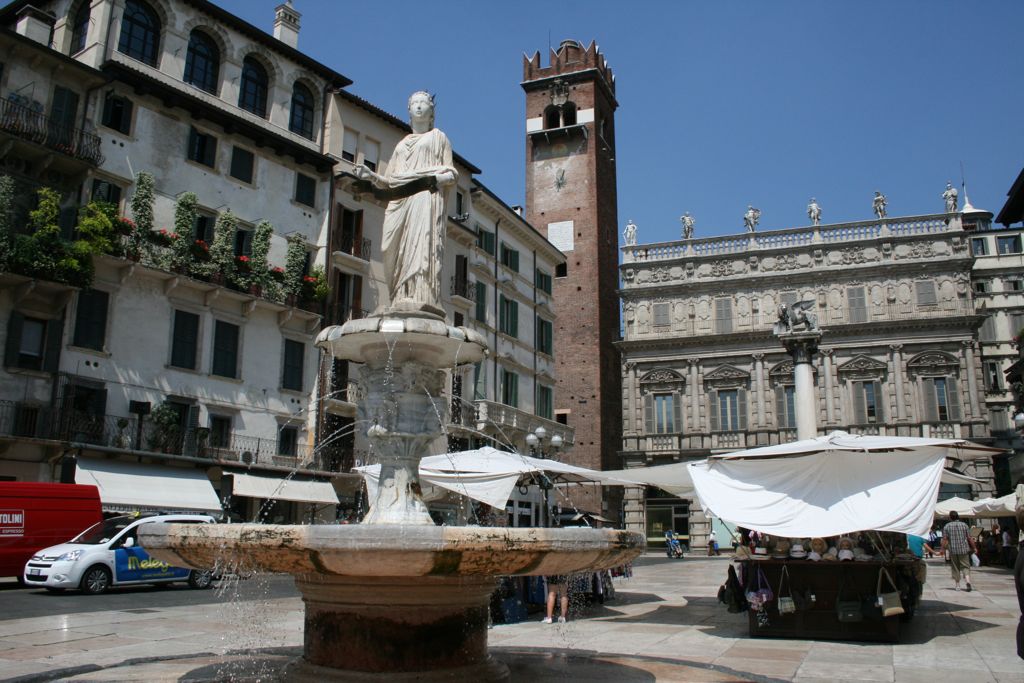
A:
1 554 1022 682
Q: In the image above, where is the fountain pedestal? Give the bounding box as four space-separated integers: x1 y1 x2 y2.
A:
140 314 646 681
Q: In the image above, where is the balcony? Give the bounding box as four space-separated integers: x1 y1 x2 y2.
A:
450 276 476 304
0 96 102 166
0 400 341 472
332 235 372 274
627 299 978 341
452 398 574 449
622 213 956 265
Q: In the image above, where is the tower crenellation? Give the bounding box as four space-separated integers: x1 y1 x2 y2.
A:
522 40 615 95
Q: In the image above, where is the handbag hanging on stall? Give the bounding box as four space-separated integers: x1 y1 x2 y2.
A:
876 566 905 618
835 578 863 623
776 565 796 615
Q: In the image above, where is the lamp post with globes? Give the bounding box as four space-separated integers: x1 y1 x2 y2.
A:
525 426 563 528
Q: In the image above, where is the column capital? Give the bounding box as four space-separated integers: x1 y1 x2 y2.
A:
820 347 835 358
961 339 977 351
751 352 765 362
686 357 701 368
889 343 903 353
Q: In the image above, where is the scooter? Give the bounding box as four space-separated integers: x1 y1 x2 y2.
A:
665 530 684 559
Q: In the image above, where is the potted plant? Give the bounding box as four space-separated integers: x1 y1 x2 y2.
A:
147 403 182 453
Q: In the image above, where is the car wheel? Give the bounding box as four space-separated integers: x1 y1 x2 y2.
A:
188 569 213 589
80 565 112 595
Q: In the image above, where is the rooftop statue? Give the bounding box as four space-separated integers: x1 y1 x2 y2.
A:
872 190 888 219
623 219 637 246
942 181 959 213
744 205 761 233
680 212 695 240
807 198 821 226
353 91 458 316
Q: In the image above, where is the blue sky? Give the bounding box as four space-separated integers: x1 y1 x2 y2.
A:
220 1 1022 243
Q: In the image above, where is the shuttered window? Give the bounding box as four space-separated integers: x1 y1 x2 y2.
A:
5 312 62 372
852 380 884 424
775 385 796 429
475 282 487 322
73 289 109 351
473 362 486 400
278 426 298 456
476 228 495 255
653 303 670 327
500 369 518 408
499 295 518 337
714 298 732 334
211 320 239 378
847 286 867 323
282 339 304 391
709 388 747 431
170 310 199 369
536 316 553 355
499 243 519 272
922 377 960 422
536 384 553 420
915 280 937 306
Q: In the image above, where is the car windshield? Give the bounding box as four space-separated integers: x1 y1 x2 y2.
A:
72 517 135 544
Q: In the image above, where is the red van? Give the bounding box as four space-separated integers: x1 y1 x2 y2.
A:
0 483 103 580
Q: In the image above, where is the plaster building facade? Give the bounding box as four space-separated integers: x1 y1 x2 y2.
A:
618 209 999 550
521 40 622 520
0 0 349 521
994 169 1024 489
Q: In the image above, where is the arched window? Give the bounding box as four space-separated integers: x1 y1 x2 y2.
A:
289 82 314 139
543 104 560 130
117 0 160 67
562 102 577 126
238 57 268 118
70 1 90 54
183 30 219 94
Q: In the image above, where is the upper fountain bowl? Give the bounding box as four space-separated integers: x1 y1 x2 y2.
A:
316 316 488 368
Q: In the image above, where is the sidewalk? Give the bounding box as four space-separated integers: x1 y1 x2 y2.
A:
1 554 1022 682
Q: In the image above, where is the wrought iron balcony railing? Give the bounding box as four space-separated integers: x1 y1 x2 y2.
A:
0 97 103 165
450 276 476 301
336 234 371 260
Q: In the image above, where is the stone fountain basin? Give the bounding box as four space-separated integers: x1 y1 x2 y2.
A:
316 317 488 367
138 524 645 576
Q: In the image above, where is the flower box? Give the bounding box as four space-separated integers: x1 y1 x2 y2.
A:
148 228 178 247
115 217 136 236
191 239 211 260
235 255 251 272
269 266 285 283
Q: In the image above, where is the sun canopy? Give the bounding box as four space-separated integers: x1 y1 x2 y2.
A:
227 472 339 505
355 447 634 510
75 458 221 514
687 431 989 538
935 493 1016 519
600 462 696 497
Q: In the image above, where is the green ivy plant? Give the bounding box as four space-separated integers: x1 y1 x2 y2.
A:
283 234 307 301
208 209 237 284
128 172 154 260
171 192 198 273
248 220 273 293
0 174 14 270
11 188 94 287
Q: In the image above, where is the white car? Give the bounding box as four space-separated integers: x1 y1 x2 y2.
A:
23 513 216 594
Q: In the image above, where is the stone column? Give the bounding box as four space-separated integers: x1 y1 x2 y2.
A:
962 340 980 419
890 344 906 421
624 361 637 434
780 332 822 440
821 348 836 425
752 353 766 427
688 357 701 434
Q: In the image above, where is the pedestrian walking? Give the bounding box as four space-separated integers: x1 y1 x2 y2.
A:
942 511 976 591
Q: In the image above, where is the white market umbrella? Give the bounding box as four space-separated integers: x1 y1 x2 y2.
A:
934 496 978 518
687 431 1001 538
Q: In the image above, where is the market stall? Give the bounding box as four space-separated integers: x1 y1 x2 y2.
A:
693 431 1003 642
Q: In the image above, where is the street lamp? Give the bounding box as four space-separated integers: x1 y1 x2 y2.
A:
525 426 563 527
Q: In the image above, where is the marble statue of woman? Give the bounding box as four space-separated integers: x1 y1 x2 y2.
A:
353 91 458 316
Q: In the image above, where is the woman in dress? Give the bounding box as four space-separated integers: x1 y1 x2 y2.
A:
354 91 458 315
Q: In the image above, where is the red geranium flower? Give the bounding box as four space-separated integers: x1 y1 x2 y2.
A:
237 255 250 262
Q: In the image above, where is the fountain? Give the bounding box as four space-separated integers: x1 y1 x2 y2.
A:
139 92 644 681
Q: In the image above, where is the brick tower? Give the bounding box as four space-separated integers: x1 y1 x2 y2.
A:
522 40 622 519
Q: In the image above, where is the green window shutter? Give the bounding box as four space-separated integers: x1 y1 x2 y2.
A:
498 295 506 332
511 373 518 407
947 378 961 421
73 289 109 351
672 392 682 433
511 249 519 273
737 389 748 431
922 378 938 422
5 311 24 367
510 300 518 338
852 382 867 424
473 362 485 400
873 381 885 421
709 390 719 432
643 393 654 433
775 385 786 428
475 282 486 322
43 316 65 373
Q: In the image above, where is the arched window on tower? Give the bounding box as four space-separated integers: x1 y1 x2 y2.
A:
70 1 90 54
117 0 160 67
562 101 577 126
238 57 269 118
183 30 219 95
543 104 560 130
289 82 315 139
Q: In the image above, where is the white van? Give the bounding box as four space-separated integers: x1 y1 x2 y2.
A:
24 513 216 594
